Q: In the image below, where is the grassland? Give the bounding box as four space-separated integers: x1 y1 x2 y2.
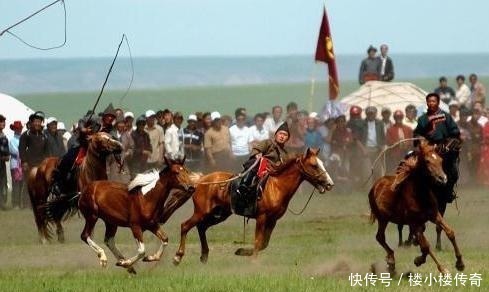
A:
0 186 487 291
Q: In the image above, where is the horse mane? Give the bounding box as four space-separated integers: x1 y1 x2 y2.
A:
128 169 161 195
266 154 301 176
390 155 418 191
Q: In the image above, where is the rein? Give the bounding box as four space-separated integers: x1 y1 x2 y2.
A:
195 158 260 185
287 188 316 215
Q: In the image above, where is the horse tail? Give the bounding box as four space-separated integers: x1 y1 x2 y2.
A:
27 166 54 242
44 193 80 223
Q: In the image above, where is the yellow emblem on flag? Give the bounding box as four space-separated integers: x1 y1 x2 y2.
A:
325 36 334 60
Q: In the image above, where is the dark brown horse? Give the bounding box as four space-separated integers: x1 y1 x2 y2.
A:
369 141 464 274
74 157 194 274
27 132 123 244
173 148 334 265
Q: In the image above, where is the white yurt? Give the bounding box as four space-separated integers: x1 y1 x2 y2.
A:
0 92 34 137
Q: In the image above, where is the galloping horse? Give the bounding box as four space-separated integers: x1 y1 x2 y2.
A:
369 141 464 274
173 148 334 265
27 132 123 243
73 157 194 274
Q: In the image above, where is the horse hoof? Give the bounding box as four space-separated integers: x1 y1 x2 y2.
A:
100 259 108 268
173 256 181 266
142 255 156 262
127 267 137 274
200 255 208 264
235 248 252 256
116 259 130 268
414 256 425 267
456 260 465 271
436 245 442 251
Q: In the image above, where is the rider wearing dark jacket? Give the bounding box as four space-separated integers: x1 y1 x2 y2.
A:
414 92 461 203
50 113 101 197
237 122 290 197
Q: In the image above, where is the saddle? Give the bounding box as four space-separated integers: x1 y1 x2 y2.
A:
229 159 270 218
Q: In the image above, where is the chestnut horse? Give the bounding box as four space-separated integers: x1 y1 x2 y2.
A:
27 132 123 244
74 157 194 274
173 148 334 265
369 141 465 274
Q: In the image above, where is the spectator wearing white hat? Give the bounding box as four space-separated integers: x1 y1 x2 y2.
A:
45 117 66 158
144 110 164 168
180 114 204 171
124 111 135 132
448 100 460 122
58 122 72 150
204 111 232 171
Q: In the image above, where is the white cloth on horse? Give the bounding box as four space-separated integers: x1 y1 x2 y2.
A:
127 169 160 195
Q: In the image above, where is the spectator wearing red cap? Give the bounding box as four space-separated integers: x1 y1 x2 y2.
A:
385 110 413 172
8 121 24 208
346 106 366 187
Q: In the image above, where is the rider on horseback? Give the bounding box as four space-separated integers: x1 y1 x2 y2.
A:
50 113 101 197
413 92 461 203
237 122 290 198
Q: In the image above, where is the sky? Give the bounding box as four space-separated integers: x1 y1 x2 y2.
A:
0 0 488 59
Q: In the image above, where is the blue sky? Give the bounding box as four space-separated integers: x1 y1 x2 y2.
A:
0 0 488 59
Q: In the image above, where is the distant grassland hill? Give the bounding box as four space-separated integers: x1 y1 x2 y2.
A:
16 77 488 126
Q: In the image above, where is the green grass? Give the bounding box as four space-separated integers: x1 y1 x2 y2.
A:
0 187 487 291
16 76 489 126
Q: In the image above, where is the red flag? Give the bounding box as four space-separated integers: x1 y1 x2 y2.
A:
315 8 339 100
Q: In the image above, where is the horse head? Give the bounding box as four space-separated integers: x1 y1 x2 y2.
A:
298 148 334 193
418 140 447 185
162 154 195 193
88 132 124 162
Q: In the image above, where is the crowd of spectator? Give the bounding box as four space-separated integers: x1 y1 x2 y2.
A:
1 73 488 209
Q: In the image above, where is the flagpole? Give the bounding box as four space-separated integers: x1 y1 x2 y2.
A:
309 63 317 112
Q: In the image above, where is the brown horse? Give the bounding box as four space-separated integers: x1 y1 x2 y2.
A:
74 157 194 274
369 141 465 274
27 132 123 244
173 148 334 265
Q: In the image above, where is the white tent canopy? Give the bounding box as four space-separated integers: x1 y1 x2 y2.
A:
340 81 448 117
0 92 34 137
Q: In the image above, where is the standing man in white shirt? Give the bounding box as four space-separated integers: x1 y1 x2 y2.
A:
264 105 284 137
164 112 181 159
229 111 252 172
379 44 394 82
249 113 269 148
455 75 471 109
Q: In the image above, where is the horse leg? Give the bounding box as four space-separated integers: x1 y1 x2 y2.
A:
256 218 277 254
414 225 449 274
433 212 465 271
80 216 107 267
436 202 447 251
235 215 274 257
397 224 402 247
56 220 65 243
116 226 145 268
173 212 203 265
103 223 136 274
196 209 232 264
376 219 395 273
143 225 169 262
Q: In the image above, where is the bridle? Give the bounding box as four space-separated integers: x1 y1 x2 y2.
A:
297 157 325 186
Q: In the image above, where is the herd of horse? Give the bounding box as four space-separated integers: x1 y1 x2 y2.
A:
26 133 464 275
